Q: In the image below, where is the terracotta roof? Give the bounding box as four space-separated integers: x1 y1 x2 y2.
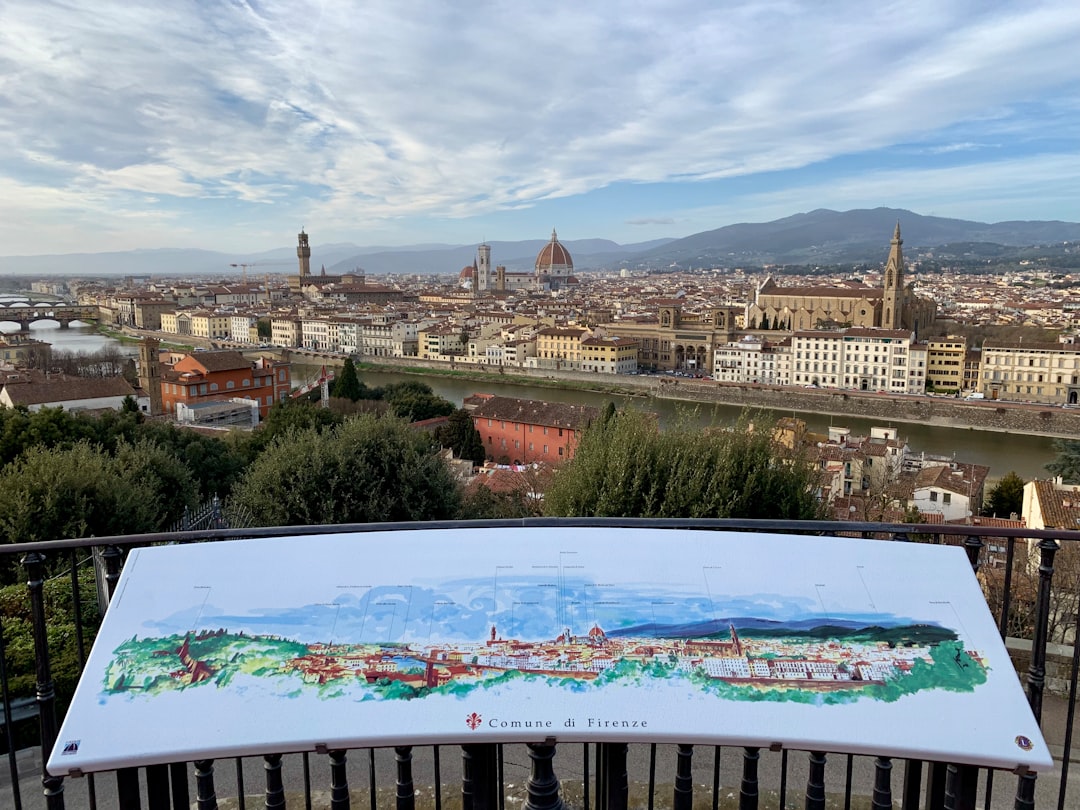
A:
1 373 135 407
472 395 599 430
1031 479 1080 529
913 463 989 497
535 230 574 272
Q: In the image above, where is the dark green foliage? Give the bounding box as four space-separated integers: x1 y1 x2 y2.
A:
330 358 365 401
241 400 344 461
1047 440 1080 484
543 410 824 520
436 409 485 464
229 414 461 526
984 471 1026 518
458 484 541 519
380 381 455 422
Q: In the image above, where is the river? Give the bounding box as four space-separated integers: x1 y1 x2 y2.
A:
332 367 1060 483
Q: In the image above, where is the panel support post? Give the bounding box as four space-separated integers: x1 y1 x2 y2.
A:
805 751 827 810
194 760 218 810
22 552 65 810
395 746 415 810
264 753 286 810
739 747 759 810
673 744 693 810
462 744 499 810
329 750 350 810
523 742 563 810
598 743 627 810
943 764 977 810
871 757 892 810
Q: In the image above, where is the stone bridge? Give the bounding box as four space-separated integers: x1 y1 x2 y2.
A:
0 303 102 330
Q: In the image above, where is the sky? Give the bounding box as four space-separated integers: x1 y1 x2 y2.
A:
2 1 1079 257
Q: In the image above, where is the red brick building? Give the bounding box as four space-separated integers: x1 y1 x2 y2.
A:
160 350 291 419
466 394 598 465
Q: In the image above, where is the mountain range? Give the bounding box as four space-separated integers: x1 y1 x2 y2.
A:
2 208 1078 277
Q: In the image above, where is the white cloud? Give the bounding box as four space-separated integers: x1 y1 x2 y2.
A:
1 1 1078 252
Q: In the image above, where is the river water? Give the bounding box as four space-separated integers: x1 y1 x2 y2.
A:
341 368 1059 483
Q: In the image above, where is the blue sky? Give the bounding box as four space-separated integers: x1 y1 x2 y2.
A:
2 1 1078 256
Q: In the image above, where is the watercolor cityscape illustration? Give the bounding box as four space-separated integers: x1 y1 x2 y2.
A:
103 574 988 706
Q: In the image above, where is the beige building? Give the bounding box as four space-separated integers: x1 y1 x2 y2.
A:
189 311 231 340
926 336 967 392
270 316 301 348
580 336 639 374
599 305 739 371
791 328 923 393
530 327 592 370
980 341 1080 404
747 225 936 335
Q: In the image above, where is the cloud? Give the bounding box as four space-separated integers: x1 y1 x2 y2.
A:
1 1 1079 252
626 217 676 226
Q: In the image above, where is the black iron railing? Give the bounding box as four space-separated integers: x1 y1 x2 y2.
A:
1 518 1078 810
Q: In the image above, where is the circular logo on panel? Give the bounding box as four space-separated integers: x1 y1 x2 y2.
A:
1015 735 1033 751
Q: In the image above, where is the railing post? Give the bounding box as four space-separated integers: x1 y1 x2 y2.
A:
329 750 350 810
1015 537 1058 810
170 762 190 810
673 744 693 810
963 535 984 573
871 757 892 810
264 753 286 810
194 760 218 810
395 746 415 810
523 742 563 810
462 744 499 810
101 545 124 602
739 747 759 810
22 552 65 810
943 764 977 810
598 743 627 810
805 751 827 810
900 759 921 810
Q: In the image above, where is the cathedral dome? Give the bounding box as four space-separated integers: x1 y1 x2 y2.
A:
535 229 573 276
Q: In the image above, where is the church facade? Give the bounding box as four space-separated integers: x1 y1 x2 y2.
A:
746 224 936 336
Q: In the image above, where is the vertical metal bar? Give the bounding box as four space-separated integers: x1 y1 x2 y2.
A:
1056 597 1080 810
368 750 377 810
498 743 505 810
601 743 627 810
944 764 977 810
843 753 853 810
982 771 993 810
236 757 247 810
778 749 788 810
901 760 921 810
738 747 759 810
1016 537 1059 810
170 762 189 810
101 545 124 601
462 744 498 810
433 745 442 810
582 744 589 810
146 764 170 810
523 742 564 810
673 744 693 810
647 743 656 810
264 753 286 810
804 751 826 810
0 610 24 810
194 760 218 810
711 746 721 810
329 750 350 810
23 552 65 810
998 538 1016 638
116 766 141 808
395 746 415 810
927 762 948 810
595 743 606 810
871 757 893 810
302 752 312 810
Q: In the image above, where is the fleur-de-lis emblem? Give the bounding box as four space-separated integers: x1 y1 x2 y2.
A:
466 712 482 730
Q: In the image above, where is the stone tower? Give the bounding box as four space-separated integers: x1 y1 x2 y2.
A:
297 229 311 279
138 337 163 416
882 222 904 329
477 242 491 291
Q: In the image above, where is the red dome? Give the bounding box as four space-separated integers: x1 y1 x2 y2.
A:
535 229 574 274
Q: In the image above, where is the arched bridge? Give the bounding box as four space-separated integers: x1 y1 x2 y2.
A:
0 303 102 330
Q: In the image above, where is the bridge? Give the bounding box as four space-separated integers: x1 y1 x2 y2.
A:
0 303 102 330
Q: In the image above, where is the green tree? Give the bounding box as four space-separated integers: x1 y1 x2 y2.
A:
984 471 1026 518
543 410 823 520
1047 439 1080 484
229 414 461 526
330 358 364 401
380 381 455 422
436 408 485 464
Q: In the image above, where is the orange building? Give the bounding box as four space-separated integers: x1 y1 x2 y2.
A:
160 350 291 419
466 394 598 465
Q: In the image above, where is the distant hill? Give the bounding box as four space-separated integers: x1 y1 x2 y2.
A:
3 207 1078 276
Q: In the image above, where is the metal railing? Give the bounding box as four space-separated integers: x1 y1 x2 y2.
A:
1 518 1078 810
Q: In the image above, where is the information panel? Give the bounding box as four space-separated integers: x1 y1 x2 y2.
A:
49 528 1052 775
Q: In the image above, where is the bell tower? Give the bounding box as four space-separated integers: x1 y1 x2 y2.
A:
477 242 491 291
297 229 312 279
882 222 904 329
138 337 162 416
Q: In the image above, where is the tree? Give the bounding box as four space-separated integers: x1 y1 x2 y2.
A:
380 381 455 422
436 409 485 465
1046 439 1080 484
983 471 1025 518
228 414 461 526
543 410 824 520
330 358 364 401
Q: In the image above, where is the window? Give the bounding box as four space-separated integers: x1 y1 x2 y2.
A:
226 380 235 389
209 383 219 392
242 378 250 387
930 491 938 502
943 493 952 505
